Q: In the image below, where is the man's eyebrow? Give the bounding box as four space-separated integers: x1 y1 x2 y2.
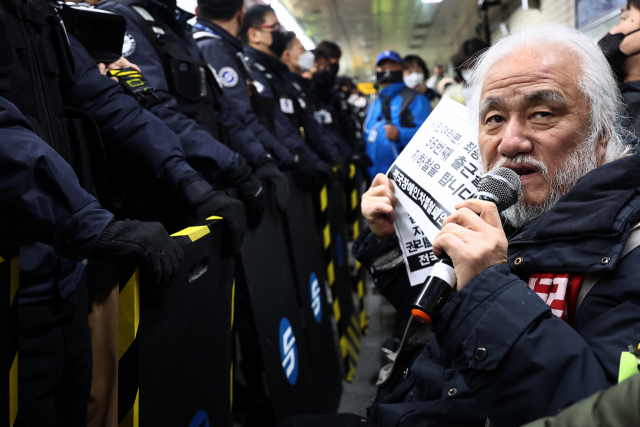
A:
522 90 566 105
479 97 505 117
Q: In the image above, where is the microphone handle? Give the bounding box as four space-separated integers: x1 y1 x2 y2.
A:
411 255 456 324
411 194 498 324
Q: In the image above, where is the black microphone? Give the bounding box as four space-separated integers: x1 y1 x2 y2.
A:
410 167 522 324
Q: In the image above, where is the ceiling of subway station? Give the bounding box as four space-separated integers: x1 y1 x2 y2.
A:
177 0 530 81
281 0 486 81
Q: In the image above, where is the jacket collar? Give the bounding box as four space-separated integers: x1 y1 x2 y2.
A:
244 46 289 81
143 0 189 36
195 18 243 52
507 153 640 274
379 82 406 97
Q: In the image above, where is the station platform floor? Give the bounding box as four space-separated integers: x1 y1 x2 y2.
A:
337 289 396 416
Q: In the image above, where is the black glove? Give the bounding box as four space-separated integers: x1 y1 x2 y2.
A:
254 159 290 211
350 151 373 169
228 156 265 229
193 191 247 256
292 153 321 192
91 220 184 306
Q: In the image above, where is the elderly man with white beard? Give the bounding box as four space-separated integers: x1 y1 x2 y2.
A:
282 23 640 427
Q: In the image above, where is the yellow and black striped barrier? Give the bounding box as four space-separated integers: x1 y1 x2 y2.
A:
117 264 140 427
117 217 234 426
1 248 18 427
346 164 370 335
319 171 362 382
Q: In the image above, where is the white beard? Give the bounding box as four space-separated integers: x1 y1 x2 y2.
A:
487 144 599 229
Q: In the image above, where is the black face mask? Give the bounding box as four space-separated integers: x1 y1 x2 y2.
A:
598 28 640 81
269 30 289 57
376 70 403 86
312 69 333 88
329 62 339 78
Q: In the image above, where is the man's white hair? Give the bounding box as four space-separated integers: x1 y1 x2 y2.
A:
467 23 630 163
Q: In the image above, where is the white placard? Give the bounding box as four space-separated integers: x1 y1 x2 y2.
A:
387 97 482 286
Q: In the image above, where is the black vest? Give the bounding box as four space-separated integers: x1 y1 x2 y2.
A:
0 0 103 195
249 59 307 136
113 0 225 142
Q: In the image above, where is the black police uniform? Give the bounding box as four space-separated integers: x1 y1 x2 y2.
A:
243 46 346 164
0 0 207 422
290 72 354 159
332 84 366 152
191 19 317 167
99 0 298 169
0 96 114 426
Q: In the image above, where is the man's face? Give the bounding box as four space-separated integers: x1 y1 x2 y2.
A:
376 60 404 74
282 37 305 71
248 12 280 50
311 56 330 74
404 61 423 77
376 60 404 87
478 47 603 208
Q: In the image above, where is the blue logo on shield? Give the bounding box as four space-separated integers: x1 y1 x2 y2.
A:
310 272 322 323
279 317 298 385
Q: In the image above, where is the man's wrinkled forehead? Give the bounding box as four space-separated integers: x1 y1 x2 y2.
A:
478 47 580 114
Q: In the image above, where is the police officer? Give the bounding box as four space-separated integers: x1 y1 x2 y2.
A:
315 40 368 159
98 0 296 211
0 0 244 423
0 94 183 426
283 45 357 160
191 0 323 199
363 50 432 177
240 7 346 175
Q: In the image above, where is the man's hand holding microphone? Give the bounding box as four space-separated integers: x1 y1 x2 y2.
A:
362 167 520 323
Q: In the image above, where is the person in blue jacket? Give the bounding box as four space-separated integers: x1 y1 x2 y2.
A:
363 50 431 178
283 24 640 427
98 0 295 216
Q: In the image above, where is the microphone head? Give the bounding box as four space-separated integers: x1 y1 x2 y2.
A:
477 167 522 213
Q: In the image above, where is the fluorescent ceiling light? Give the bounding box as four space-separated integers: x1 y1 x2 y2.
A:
421 0 443 3
263 0 316 50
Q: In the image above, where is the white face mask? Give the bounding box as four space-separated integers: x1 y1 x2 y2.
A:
354 97 367 109
347 93 359 105
403 72 425 88
297 51 315 72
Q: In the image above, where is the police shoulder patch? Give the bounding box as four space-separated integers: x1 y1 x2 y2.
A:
122 32 136 57
219 67 239 88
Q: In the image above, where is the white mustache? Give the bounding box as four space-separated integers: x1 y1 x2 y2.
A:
488 155 549 176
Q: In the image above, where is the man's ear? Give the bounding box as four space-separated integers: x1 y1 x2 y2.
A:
247 27 259 43
195 6 198 17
